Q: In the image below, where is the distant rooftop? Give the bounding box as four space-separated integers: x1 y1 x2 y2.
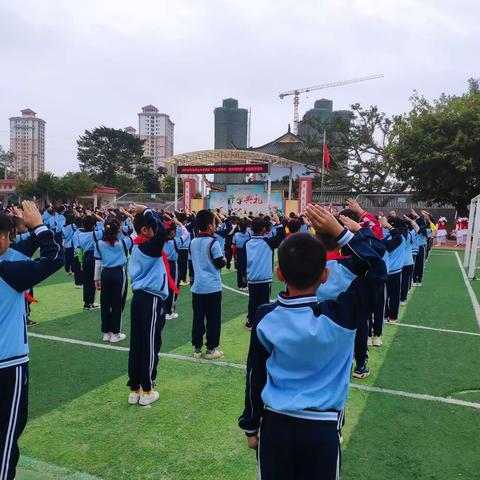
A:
21 108 36 116
141 104 159 113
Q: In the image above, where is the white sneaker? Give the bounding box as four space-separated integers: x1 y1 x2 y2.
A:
417 283 423 287
165 313 175 320
203 349 224 360
367 337 373 347
75 285 82 289
400 301 407 306
172 312 179 319
412 282 418 287
372 336 383 347
110 333 126 343
128 390 141 405
193 349 202 359
139 390 160 406
90 303 101 309
102 333 111 341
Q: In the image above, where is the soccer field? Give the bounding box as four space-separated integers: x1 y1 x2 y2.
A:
17 250 480 480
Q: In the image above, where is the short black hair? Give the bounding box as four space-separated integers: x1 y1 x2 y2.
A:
251 217 265 234
278 233 327 290
288 219 301 234
133 213 148 234
196 209 214 231
83 215 97 232
0 212 14 236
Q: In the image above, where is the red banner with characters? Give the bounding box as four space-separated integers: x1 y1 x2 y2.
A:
183 178 196 212
298 177 313 213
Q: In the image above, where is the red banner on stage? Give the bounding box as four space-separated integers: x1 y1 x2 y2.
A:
183 178 196 212
177 164 269 175
298 176 313 213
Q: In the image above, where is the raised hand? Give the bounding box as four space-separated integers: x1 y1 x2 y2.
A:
339 215 362 233
305 204 344 238
346 198 363 215
21 201 43 229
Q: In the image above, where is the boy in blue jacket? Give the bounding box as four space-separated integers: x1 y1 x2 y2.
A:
239 204 386 479
127 205 168 406
189 210 226 360
244 214 285 330
0 201 64 480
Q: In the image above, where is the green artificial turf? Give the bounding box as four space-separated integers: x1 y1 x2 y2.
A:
16 251 480 479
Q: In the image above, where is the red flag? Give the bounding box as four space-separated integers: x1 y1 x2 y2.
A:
323 143 331 171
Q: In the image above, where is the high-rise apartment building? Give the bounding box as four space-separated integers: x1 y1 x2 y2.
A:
9 108 45 180
214 98 248 149
138 105 174 170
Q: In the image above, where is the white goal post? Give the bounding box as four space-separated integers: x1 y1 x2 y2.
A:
463 194 480 279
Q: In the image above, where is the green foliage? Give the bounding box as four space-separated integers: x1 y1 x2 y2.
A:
77 126 146 189
16 172 60 202
134 157 162 192
284 105 401 193
161 175 183 193
58 172 96 201
0 145 13 179
393 79 480 213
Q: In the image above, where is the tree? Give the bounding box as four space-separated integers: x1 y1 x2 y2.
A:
16 172 60 204
393 79 480 214
77 126 146 188
135 157 162 192
161 175 183 194
0 146 13 179
58 172 96 202
282 105 402 193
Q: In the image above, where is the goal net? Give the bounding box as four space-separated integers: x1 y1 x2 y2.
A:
463 194 480 280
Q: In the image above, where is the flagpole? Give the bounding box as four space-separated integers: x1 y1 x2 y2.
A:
320 128 326 203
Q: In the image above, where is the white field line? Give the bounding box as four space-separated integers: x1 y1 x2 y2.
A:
223 281 479 336
29 332 480 410
455 252 480 330
222 283 248 296
387 322 480 337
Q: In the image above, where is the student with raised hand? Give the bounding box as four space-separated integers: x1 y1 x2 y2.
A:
62 213 77 276
94 218 132 343
0 201 64 480
189 209 226 360
127 204 168 406
244 213 285 330
238 204 386 480
232 218 251 291
76 214 103 310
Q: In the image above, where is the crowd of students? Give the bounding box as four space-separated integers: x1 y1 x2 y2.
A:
0 198 438 480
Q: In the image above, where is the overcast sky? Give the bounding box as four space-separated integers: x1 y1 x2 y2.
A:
1 0 478 175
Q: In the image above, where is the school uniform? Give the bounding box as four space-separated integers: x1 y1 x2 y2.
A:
49 214 66 245
316 231 386 369
224 222 237 269
189 234 226 351
0 226 63 480
413 218 428 284
400 230 415 302
164 226 182 315
62 223 77 274
128 209 168 392
72 228 84 287
94 236 132 334
76 229 103 306
239 228 386 480
177 226 191 284
384 230 405 321
233 231 250 289
245 224 286 327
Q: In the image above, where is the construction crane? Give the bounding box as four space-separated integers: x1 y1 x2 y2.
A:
279 74 384 134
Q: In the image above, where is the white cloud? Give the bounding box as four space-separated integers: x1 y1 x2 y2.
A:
0 0 478 175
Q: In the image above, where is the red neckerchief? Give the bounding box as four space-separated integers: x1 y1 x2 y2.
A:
24 291 38 304
326 250 351 261
133 235 180 295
